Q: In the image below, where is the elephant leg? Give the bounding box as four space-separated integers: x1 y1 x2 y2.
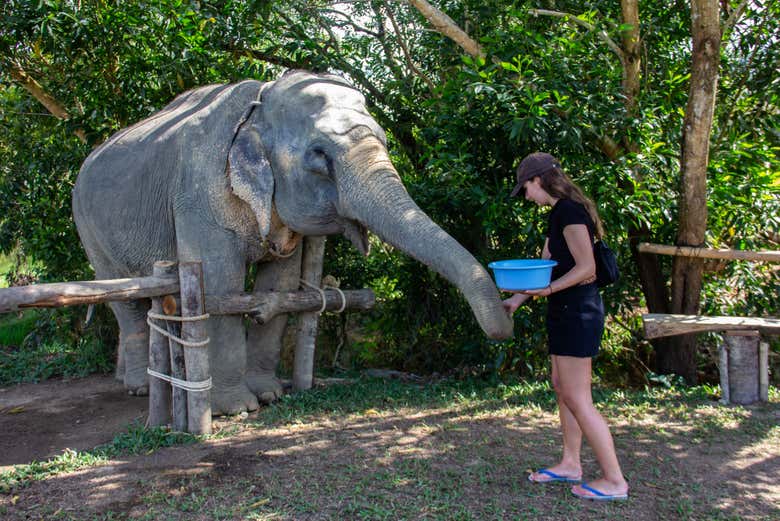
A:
175 218 259 416
200 314 258 415
246 245 303 403
85 247 145 391
108 299 151 395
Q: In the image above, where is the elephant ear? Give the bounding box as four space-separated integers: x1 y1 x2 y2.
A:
227 116 274 242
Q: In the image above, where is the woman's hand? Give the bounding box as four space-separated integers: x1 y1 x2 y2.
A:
502 293 531 314
519 285 554 298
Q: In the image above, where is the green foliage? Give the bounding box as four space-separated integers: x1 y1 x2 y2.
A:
0 309 37 347
0 87 90 281
0 307 116 385
1 1 778 384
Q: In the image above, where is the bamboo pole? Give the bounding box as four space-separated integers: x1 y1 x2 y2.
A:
147 262 176 427
0 275 180 314
293 236 326 391
179 262 211 435
638 242 780 263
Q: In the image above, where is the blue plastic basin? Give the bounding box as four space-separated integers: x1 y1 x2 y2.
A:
488 259 558 290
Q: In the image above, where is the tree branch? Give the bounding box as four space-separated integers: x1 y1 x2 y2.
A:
721 0 749 42
7 61 87 143
386 3 437 95
369 2 407 84
406 0 485 58
528 9 625 63
320 8 382 38
225 47 314 70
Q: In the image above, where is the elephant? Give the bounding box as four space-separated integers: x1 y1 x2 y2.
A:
72 70 513 415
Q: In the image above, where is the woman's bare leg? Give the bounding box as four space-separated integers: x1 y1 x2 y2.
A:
555 355 628 496
529 356 583 481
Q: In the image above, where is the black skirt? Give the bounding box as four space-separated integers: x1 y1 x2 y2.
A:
546 283 604 358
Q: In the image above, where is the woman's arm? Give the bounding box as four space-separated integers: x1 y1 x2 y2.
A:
522 224 595 297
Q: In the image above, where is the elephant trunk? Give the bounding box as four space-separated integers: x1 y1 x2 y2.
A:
339 137 513 340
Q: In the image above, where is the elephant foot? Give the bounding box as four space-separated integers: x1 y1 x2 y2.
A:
245 371 284 404
127 385 149 397
121 332 148 395
124 369 149 396
211 382 260 416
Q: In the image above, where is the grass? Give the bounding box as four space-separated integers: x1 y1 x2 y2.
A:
2 377 778 520
0 335 114 386
0 252 12 289
0 423 201 493
0 311 38 348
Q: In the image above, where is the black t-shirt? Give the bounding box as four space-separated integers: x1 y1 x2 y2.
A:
546 199 594 280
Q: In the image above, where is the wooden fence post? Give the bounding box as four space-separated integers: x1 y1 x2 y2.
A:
293 236 326 391
162 294 188 432
759 341 769 402
148 261 176 426
718 342 730 404
179 262 211 435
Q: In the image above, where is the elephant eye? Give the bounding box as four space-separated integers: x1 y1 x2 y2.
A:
304 146 332 178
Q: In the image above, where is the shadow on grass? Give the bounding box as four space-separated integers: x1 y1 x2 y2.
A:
1 377 778 521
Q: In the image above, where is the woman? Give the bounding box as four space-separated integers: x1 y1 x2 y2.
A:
502 152 629 501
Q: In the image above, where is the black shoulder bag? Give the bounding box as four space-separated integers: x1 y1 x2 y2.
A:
594 240 619 288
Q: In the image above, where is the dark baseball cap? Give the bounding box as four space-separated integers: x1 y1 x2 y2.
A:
510 152 561 197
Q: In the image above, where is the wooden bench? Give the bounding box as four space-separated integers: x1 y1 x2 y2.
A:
642 314 778 405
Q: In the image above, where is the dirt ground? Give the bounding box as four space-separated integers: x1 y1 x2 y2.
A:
0 375 148 470
1 375 778 520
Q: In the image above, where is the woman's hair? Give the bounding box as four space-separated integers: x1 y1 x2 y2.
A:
538 167 605 239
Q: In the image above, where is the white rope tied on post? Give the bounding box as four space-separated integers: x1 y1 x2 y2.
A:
147 368 212 392
147 311 210 322
146 311 210 347
299 279 347 314
145 309 212 391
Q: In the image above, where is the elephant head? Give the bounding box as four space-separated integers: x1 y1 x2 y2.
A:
227 71 513 340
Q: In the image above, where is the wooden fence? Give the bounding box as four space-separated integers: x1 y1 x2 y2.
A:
0 242 375 433
638 243 778 404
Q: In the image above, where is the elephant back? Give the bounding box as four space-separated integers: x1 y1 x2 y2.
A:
78 80 263 181
72 80 264 275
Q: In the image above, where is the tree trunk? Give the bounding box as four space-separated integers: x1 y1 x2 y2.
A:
659 0 721 383
620 0 641 117
617 0 675 360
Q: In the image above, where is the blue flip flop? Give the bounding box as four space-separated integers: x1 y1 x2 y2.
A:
528 469 582 483
572 483 629 501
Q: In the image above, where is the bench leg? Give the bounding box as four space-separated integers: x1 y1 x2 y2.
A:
725 330 760 405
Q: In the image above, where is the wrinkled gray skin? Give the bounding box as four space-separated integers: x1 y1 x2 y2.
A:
73 71 513 415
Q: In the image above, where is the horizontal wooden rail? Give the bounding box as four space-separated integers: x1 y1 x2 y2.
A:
0 277 375 322
642 313 780 339
638 242 780 263
206 289 375 323
0 275 180 314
